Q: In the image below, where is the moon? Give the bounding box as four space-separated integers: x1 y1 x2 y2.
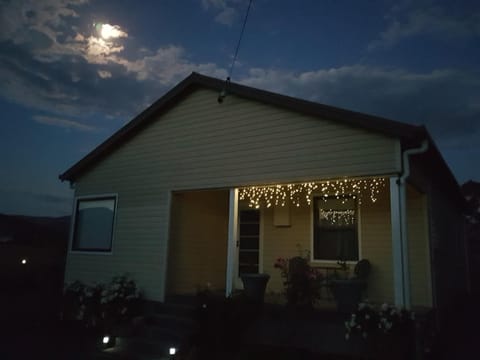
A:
98 23 127 40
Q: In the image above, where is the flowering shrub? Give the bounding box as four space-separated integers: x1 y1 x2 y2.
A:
377 303 414 334
345 302 414 340
100 275 142 327
274 255 324 307
63 274 142 331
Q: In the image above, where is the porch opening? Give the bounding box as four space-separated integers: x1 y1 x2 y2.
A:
167 189 229 297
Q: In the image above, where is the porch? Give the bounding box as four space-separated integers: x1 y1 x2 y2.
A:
166 176 432 309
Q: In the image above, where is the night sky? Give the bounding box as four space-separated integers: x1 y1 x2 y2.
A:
0 0 479 216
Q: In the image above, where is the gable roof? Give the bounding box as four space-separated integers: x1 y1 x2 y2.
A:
60 72 430 182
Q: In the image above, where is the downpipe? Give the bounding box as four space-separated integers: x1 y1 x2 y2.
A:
398 140 429 309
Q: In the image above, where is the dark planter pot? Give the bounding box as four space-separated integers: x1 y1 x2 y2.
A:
240 273 270 303
330 279 366 313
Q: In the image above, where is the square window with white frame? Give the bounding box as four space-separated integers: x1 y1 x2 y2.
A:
313 196 358 261
71 196 117 252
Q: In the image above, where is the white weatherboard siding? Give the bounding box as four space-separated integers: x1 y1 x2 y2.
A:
65 88 401 301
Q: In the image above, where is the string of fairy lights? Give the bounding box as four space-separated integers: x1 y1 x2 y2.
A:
319 209 356 225
238 177 386 209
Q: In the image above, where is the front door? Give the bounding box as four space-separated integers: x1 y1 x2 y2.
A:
236 209 261 288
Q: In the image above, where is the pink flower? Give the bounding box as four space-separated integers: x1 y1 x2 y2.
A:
274 257 287 269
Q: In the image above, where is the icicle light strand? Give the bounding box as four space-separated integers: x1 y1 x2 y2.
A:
238 178 386 209
319 209 355 225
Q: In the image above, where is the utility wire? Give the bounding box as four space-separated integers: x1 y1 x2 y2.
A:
228 0 253 80
218 0 253 103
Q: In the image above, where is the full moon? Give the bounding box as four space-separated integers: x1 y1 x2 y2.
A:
101 24 116 39
99 23 127 40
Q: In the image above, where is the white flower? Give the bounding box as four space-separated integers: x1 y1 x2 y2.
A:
345 333 350 340
358 302 366 310
365 314 370 320
381 303 389 311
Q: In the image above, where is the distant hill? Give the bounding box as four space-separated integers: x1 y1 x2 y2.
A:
0 213 70 248
0 214 71 318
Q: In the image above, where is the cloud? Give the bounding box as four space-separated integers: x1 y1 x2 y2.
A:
0 0 86 40
240 66 480 141
0 1 227 122
201 0 240 26
369 4 480 50
0 39 227 122
33 115 98 132
119 45 227 83
97 69 112 78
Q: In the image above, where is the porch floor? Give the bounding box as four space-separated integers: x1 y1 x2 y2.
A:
165 292 371 358
242 304 369 358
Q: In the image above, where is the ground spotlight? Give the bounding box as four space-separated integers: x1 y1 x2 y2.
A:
101 335 116 348
169 347 177 356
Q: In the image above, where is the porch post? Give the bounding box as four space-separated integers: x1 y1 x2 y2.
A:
226 188 238 297
390 177 405 307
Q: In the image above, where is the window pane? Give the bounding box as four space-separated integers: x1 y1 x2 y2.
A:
73 197 115 251
240 210 260 223
239 251 259 266
239 223 259 236
239 236 259 250
313 197 358 261
238 209 260 275
239 264 259 274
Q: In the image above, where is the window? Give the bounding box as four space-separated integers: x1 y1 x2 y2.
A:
313 196 358 261
71 196 117 252
238 209 260 275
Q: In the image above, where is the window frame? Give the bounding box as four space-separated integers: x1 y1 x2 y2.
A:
310 194 362 264
69 194 118 255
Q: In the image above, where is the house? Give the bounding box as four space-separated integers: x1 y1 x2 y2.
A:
59 72 468 312
462 180 480 294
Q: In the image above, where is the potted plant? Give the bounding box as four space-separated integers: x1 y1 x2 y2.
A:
273 254 324 308
240 273 270 304
329 259 371 313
